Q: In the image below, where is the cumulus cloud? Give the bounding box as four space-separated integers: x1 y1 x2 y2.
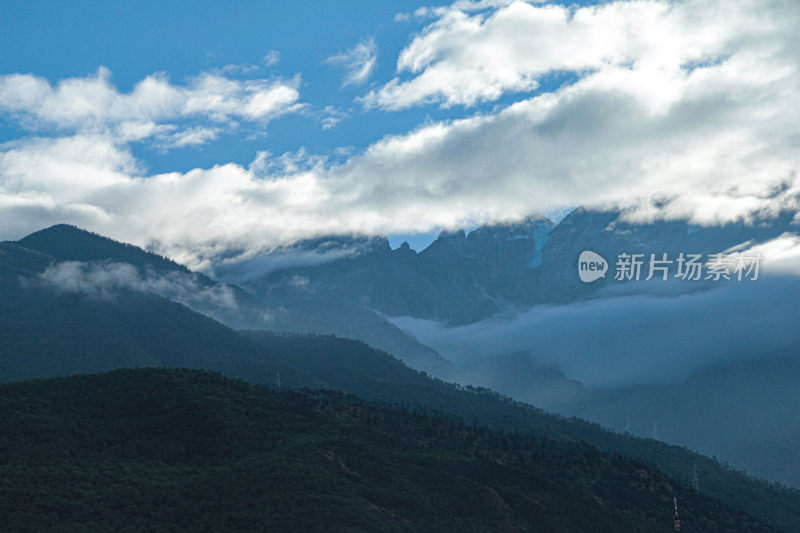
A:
326 37 378 86
0 0 798 270
0 67 304 147
365 0 795 110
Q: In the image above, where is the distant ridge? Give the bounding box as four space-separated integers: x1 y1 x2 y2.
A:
17 224 188 274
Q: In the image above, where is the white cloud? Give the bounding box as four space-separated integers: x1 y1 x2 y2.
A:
326 37 378 86
0 67 304 148
738 234 800 275
320 105 348 130
38 260 238 310
215 50 280 75
218 63 262 76
263 49 281 66
149 126 221 151
214 246 358 283
364 0 795 110
413 0 518 19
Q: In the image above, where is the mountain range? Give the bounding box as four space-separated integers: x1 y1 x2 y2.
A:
2 222 800 531
227 207 798 325
210 207 800 487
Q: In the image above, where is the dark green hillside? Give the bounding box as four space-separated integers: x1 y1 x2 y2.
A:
0 368 778 533
245 332 800 533
0 249 314 387
0 241 54 275
17 224 188 275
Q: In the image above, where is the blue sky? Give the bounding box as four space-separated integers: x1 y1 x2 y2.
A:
1 1 440 171
0 0 797 266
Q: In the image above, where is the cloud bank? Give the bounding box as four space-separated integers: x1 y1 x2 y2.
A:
391 273 800 389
